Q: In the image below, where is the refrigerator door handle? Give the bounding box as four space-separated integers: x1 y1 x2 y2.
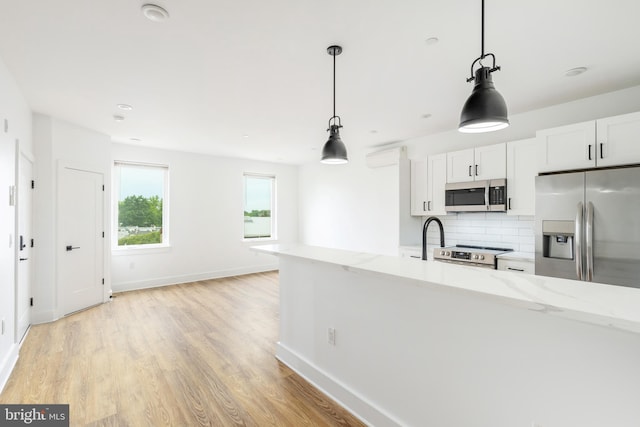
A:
586 201 594 281
575 202 584 280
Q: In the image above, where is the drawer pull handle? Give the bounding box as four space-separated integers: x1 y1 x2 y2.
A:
507 267 525 272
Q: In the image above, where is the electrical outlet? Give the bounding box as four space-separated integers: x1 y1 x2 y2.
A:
327 328 336 345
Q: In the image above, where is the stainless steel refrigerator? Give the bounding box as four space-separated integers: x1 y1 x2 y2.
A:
535 166 640 288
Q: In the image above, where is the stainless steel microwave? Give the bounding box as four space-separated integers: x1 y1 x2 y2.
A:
445 179 507 212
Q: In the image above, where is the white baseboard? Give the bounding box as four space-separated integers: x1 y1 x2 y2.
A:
0 343 19 394
275 342 402 427
30 309 58 325
111 264 279 293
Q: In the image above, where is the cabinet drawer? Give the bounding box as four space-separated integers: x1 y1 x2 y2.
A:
497 259 534 274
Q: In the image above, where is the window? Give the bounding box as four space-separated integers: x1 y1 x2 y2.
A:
243 174 276 240
114 162 168 247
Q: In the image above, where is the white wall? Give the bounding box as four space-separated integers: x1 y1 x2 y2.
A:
0 55 32 391
32 115 112 323
299 85 640 255
298 148 403 256
110 143 298 292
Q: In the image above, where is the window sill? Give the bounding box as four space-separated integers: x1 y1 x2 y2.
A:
112 244 172 256
243 237 278 244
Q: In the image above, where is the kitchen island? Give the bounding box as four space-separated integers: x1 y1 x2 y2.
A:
252 244 640 427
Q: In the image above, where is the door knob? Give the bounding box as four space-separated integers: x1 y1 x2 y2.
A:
66 245 81 251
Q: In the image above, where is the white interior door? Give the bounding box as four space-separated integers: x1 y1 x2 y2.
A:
0 134 16 354
16 153 33 341
58 165 104 316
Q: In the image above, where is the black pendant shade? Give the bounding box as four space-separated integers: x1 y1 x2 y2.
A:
459 66 509 133
320 45 348 164
458 0 509 133
321 124 348 164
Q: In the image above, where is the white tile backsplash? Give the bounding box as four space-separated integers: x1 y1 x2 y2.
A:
424 213 535 253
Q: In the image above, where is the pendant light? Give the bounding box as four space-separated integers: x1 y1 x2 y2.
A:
459 0 509 133
321 45 349 164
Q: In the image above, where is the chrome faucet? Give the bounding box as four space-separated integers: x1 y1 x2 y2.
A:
422 216 445 260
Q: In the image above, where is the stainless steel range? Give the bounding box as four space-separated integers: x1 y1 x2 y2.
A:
433 245 513 269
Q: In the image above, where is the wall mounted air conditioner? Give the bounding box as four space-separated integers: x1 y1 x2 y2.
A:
366 146 407 168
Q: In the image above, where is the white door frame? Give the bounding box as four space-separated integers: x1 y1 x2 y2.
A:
15 146 34 342
56 160 109 318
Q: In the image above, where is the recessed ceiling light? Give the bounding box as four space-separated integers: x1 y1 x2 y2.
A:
117 104 133 111
113 115 125 122
565 67 588 77
425 37 439 46
141 4 169 22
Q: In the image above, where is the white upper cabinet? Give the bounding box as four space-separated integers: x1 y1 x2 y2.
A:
410 159 429 216
596 111 640 167
474 143 507 180
506 138 537 216
447 142 506 183
410 154 448 216
537 121 597 172
427 153 448 216
447 149 475 183
537 111 640 172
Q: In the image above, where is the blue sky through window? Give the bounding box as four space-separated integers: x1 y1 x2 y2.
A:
118 165 164 201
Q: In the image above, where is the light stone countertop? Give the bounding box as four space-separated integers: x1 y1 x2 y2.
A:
252 243 640 335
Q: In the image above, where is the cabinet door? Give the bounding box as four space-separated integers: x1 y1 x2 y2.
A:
497 258 534 274
427 153 448 215
537 121 596 173
596 111 640 167
506 138 537 216
410 159 429 216
474 142 506 180
446 149 474 183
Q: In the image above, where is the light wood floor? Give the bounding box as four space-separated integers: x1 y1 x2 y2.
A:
0 272 365 426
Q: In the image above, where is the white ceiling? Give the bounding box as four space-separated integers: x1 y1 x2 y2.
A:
0 0 639 165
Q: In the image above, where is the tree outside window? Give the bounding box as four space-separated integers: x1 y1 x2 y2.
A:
115 162 168 247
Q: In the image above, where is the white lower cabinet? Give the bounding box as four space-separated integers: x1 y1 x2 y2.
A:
497 258 534 274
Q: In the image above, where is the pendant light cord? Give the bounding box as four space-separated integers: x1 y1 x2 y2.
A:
333 51 336 119
326 46 342 128
481 0 485 58
467 0 499 81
